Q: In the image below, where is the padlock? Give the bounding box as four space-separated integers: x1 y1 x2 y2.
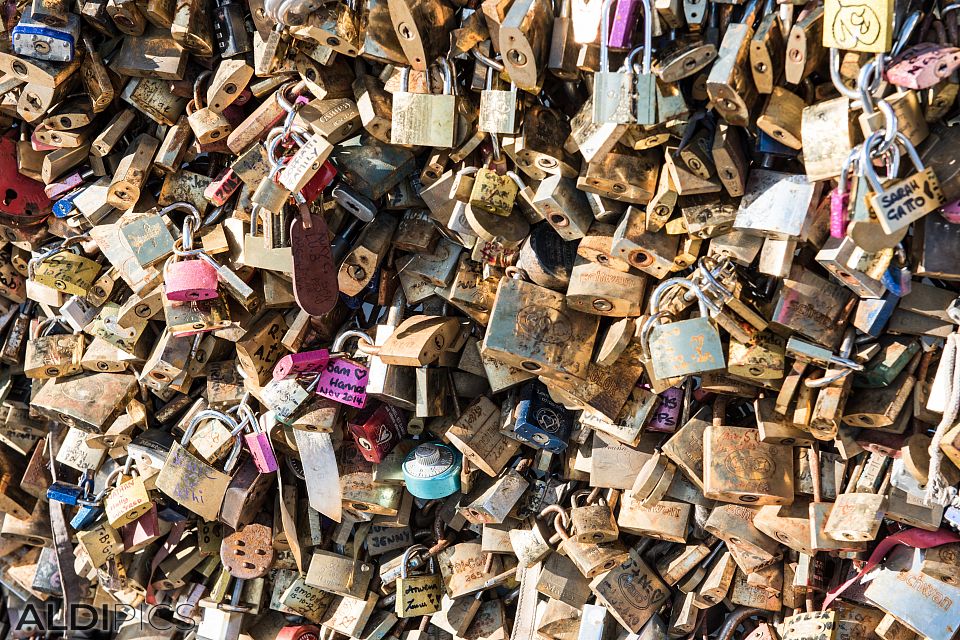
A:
316 329 373 408
391 64 457 148
401 442 462 499
24 317 84 379
861 130 945 235
552 510 628 578
569 490 618 543
103 458 152 528
643 278 725 380
395 545 443 618
154 409 243 521
163 207 220 302
236 403 278 473
187 70 234 145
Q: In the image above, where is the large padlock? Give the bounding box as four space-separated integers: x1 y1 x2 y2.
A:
24 317 84 379
395 545 442 618
643 278 725 380
154 409 243 521
391 64 456 148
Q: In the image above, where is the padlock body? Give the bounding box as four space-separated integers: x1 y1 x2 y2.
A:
395 574 442 618
648 317 726 379
244 431 279 473
316 357 369 408
165 259 219 301
348 404 406 463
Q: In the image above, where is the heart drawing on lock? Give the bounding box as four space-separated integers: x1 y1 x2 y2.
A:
355 369 367 381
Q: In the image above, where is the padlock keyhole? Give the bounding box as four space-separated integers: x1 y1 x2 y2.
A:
3 189 17 206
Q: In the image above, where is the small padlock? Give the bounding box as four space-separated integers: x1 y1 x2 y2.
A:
391 64 457 148
163 205 220 302
643 279 726 380
187 71 233 144
568 489 619 543
552 510 628 578
24 317 84 379
235 402 279 473
395 545 442 618
103 458 152 528
316 329 374 408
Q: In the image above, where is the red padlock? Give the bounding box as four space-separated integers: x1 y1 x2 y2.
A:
348 404 407 463
299 160 337 203
204 167 243 206
0 133 51 221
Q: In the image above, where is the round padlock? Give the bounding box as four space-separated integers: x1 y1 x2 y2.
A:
401 442 462 500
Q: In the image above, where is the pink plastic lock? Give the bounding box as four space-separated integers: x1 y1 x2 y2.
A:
165 259 220 301
273 349 331 381
316 357 369 408
245 430 279 473
829 187 850 239
647 386 682 433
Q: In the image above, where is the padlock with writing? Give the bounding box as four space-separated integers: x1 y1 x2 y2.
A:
569 489 619 544
154 409 243 521
644 279 725 380
103 457 152 529
396 545 442 618
391 64 456 148
316 329 373 408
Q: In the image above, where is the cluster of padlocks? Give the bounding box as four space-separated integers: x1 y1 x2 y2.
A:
2 0 960 637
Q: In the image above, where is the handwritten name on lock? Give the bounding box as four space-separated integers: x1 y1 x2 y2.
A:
317 358 368 408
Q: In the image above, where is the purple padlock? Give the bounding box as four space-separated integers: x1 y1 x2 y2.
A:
608 0 641 49
165 258 219 301
646 386 682 433
316 357 369 409
273 349 331 381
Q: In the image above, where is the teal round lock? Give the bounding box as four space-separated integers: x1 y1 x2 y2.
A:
402 442 462 499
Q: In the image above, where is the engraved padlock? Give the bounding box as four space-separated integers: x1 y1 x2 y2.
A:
552 509 628 578
103 457 152 529
24 316 84 379
163 204 220 302
390 63 457 148
187 70 234 145
643 278 726 380
569 489 619 544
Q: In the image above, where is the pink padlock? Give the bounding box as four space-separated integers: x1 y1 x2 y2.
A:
163 202 221 301
886 43 960 91
647 386 682 433
244 419 279 473
315 329 373 409
942 199 960 224
233 403 279 473
829 187 850 239
165 257 220 301
273 349 331 381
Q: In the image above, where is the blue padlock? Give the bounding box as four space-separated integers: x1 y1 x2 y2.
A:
70 503 104 530
53 193 79 218
513 381 572 453
46 481 84 506
402 442 462 500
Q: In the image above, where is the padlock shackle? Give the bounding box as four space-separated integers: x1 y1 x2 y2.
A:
193 69 212 109
599 0 615 72
649 277 720 317
331 328 375 354
471 47 504 73
860 129 919 194
400 544 432 578
184 409 241 445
